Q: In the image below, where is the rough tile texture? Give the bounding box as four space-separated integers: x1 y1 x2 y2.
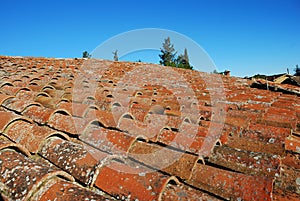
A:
0 56 299 200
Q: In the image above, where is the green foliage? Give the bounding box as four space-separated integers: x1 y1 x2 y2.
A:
159 37 177 67
252 74 267 79
176 48 193 70
159 38 193 70
294 64 300 76
212 69 222 74
82 51 91 58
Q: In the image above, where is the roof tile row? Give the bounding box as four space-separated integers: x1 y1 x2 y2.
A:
0 56 299 200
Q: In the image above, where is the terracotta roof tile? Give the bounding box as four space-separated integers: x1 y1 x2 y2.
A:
0 111 27 133
285 134 300 153
161 183 222 201
21 105 54 124
94 159 178 200
2 98 39 113
188 163 274 200
208 145 280 177
47 112 87 134
0 148 73 200
273 164 300 198
0 56 299 200
80 124 136 155
39 137 111 185
129 140 199 180
0 94 14 105
3 119 69 153
30 178 111 201
0 135 30 156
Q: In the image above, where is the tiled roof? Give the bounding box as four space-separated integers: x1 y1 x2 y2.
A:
0 55 299 200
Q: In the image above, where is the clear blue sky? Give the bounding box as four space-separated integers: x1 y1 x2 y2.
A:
0 0 299 77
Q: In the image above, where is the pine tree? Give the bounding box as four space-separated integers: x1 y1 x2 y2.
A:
176 48 193 70
82 51 91 58
112 50 119 61
294 64 300 76
159 37 176 67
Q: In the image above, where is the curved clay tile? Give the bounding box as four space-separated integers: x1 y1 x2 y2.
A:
119 113 167 141
128 140 199 180
208 145 280 178
36 91 51 98
224 131 286 156
161 183 222 201
39 136 112 186
41 89 57 98
80 123 137 155
29 77 41 83
0 85 21 96
41 85 56 91
244 123 291 145
27 83 44 92
61 92 72 102
35 96 58 109
83 95 96 104
285 134 300 153
0 135 31 157
57 102 95 118
72 90 94 103
2 98 40 113
22 105 54 124
0 82 14 89
30 177 111 201
47 111 87 135
15 87 32 96
0 93 14 105
13 79 27 87
0 149 73 201
0 111 30 133
187 163 274 200
93 159 179 201
111 101 122 108
85 109 117 128
3 119 69 153
129 106 150 122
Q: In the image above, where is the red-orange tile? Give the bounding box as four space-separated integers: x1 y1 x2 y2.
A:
285 135 300 153
208 145 280 177
94 160 176 200
188 163 274 200
0 111 23 132
129 140 198 180
39 137 110 185
80 124 136 155
161 183 222 201
22 105 54 124
31 177 110 201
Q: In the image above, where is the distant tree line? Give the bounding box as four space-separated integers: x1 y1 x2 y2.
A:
82 37 193 70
